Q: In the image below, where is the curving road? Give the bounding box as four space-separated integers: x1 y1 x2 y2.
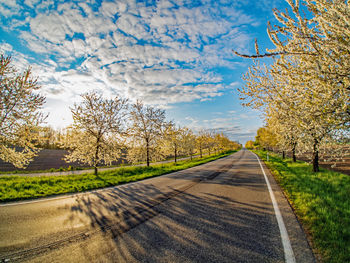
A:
0 149 315 262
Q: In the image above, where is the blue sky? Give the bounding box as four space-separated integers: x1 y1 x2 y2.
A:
0 0 287 144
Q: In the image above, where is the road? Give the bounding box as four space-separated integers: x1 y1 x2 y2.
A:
0 149 315 262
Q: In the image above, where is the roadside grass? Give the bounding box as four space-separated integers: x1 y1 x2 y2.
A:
254 150 350 263
0 150 236 202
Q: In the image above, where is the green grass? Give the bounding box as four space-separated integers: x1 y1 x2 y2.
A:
0 151 236 202
254 150 350 263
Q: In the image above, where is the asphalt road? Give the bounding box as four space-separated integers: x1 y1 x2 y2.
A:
0 149 315 262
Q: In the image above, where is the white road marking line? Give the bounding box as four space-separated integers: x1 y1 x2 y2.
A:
252 152 296 263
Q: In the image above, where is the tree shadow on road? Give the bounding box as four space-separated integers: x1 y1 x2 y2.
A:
64 165 284 263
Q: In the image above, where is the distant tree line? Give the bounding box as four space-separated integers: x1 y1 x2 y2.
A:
0 55 241 175
236 0 349 172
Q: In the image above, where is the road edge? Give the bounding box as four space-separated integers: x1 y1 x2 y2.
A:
252 152 296 263
252 151 317 263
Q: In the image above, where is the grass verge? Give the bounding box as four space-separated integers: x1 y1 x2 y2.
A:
254 150 350 263
0 150 236 202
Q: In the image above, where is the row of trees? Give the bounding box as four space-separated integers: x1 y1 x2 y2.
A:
0 55 240 175
62 93 240 174
236 0 349 172
245 127 296 160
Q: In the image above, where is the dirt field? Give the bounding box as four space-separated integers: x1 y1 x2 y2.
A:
284 149 350 176
0 149 124 172
0 149 81 172
303 156 350 176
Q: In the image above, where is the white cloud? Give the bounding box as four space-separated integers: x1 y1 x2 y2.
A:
182 114 247 141
0 1 22 18
100 1 127 18
36 0 54 11
0 42 13 53
239 113 253 119
30 13 68 43
1 0 259 112
24 0 41 8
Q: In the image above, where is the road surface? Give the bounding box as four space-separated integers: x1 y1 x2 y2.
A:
0 149 315 262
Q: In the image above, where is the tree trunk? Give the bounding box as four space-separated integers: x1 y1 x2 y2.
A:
292 150 296 162
174 144 177 163
312 139 319 172
292 142 297 162
146 138 150 167
94 137 100 176
282 151 285 159
200 145 202 158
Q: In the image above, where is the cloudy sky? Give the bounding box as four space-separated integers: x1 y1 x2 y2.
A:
0 0 287 144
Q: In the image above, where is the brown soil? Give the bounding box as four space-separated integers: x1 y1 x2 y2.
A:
0 149 125 172
281 149 350 176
